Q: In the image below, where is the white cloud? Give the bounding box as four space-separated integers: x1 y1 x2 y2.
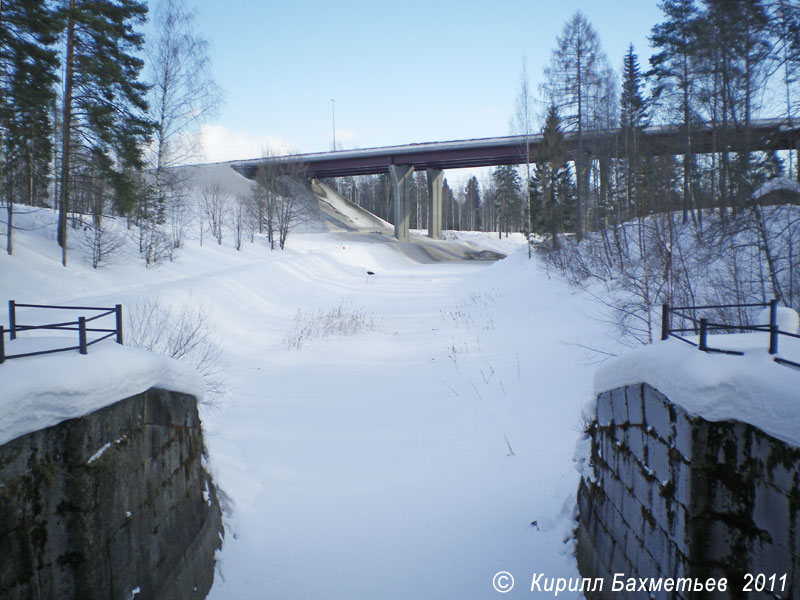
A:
197 124 295 163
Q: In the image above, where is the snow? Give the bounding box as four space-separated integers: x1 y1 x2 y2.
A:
756 305 800 333
753 176 800 199
7 189 769 598
182 163 258 198
313 181 393 232
0 338 203 446
595 333 800 447
199 240 600 600
87 441 113 464
7 183 798 598
87 434 128 464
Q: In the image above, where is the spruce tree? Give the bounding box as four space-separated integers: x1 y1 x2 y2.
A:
619 45 650 220
58 0 153 267
442 178 455 231
491 165 522 238
543 11 611 240
464 176 481 231
535 105 572 248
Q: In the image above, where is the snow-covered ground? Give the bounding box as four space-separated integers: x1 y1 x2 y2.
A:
7 194 797 598
200 237 604 600
1 204 610 598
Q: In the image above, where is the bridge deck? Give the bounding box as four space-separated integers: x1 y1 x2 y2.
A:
226 118 800 180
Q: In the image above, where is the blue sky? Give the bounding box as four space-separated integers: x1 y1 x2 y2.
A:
175 1 667 163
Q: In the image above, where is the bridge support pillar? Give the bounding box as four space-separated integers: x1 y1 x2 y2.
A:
389 164 414 242
599 157 610 216
426 168 443 240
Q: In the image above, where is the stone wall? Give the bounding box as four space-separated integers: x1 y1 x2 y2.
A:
577 382 800 599
0 388 223 600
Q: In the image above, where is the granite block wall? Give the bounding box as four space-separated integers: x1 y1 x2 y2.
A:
0 388 223 600
577 383 800 599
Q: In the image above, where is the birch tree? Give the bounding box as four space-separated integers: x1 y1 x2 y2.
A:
513 58 535 256
142 0 222 265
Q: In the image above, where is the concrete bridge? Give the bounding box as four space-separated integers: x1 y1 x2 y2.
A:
227 118 800 242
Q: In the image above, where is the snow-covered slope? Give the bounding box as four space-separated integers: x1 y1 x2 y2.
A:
312 180 394 232
1 205 608 599
175 162 376 233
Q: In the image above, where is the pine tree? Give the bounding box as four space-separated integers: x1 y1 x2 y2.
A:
767 0 800 179
698 0 772 207
649 0 700 221
58 0 153 267
0 0 61 254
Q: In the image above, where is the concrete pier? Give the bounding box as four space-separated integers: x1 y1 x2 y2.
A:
389 164 414 242
426 168 443 240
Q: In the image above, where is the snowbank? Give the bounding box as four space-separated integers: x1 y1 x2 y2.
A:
753 176 800 199
595 333 800 447
1 339 203 445
757 305 800 333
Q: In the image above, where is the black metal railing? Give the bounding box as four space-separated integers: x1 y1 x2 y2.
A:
1 300 123 364
661 299 800 369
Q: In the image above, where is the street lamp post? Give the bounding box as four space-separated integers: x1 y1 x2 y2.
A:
330 99 336 151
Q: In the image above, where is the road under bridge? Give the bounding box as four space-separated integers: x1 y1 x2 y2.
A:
226 118 800 241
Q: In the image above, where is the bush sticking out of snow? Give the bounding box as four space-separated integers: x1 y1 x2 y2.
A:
284 300 383 350
440 290 498 331
125 297 228 403
539 205 800 349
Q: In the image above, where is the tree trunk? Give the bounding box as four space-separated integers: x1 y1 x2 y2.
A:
58 0 76 267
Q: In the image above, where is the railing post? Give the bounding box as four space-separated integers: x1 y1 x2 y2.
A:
78 316 88 355
699 318 708 351
769 298 778 355
661 304 670 341
115 304 124 345
8 300 16 340
0 325 5 364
